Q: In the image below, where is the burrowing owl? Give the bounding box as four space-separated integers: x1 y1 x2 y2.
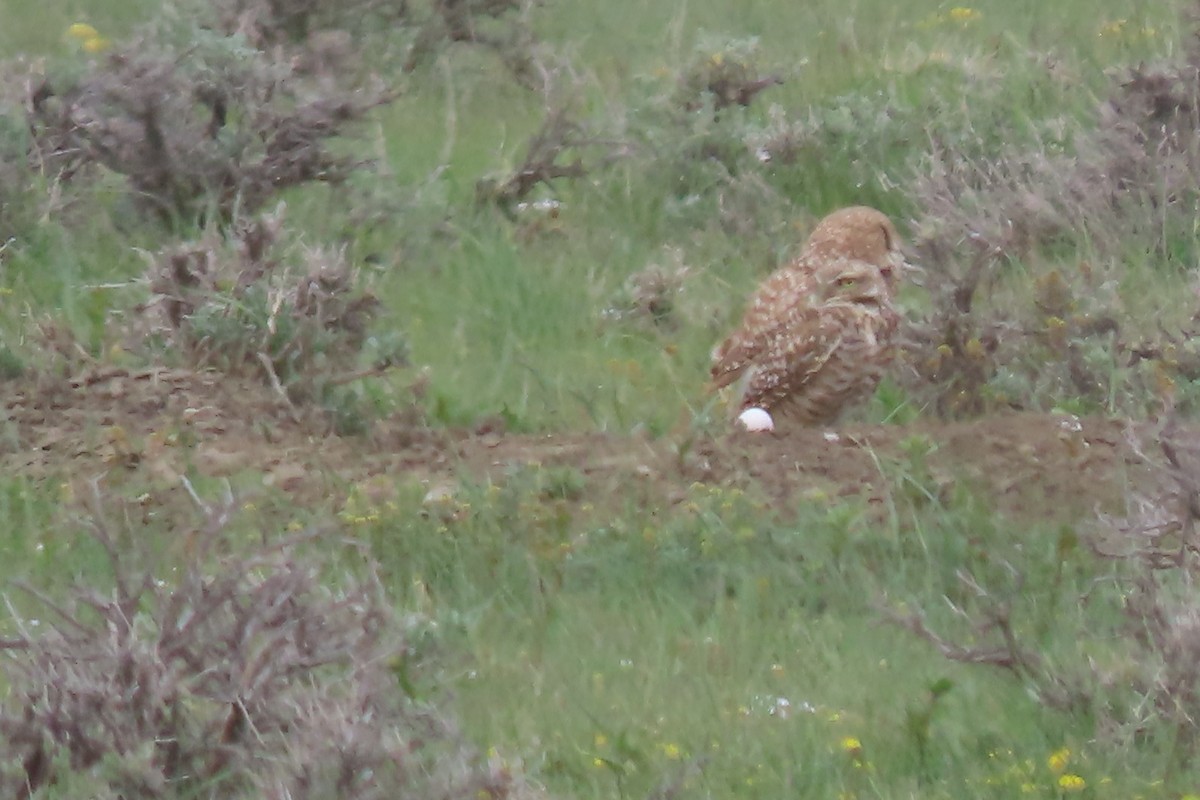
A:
710 206 904 427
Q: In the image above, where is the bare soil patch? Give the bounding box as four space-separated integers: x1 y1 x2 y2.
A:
1 366 1156 522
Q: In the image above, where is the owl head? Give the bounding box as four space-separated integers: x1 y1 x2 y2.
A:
806 206 905 289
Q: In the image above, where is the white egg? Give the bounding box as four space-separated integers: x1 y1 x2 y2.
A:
737 407 775 432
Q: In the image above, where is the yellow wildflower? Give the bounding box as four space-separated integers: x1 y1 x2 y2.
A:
840 736 863 756
661 742 682 760
1058 774 1086 791
66 23 99 40
948 7 981 22
1047 747 1070 774
82 36 111 53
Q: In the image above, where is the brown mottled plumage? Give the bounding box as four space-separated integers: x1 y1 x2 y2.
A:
710 206 904 426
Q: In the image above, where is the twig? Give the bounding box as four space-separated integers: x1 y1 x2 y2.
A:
256 351 299 417
879 605 1030 672
322 362 401 388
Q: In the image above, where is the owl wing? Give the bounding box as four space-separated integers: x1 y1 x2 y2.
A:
735 304 847 411
710 263 819 390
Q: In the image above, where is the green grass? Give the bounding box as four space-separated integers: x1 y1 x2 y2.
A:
339 473 1169 797
1 464 1185 797
0 0 156 53
3 0 1200 796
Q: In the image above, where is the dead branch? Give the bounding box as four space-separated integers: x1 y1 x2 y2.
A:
476 105 590 208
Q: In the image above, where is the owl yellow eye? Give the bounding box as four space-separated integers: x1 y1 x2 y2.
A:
836 275 859 286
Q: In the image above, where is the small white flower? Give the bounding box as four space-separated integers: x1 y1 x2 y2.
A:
1058 415 1083 433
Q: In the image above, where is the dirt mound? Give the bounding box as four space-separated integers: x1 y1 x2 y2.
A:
1 366 1155 521
689 413 1140 520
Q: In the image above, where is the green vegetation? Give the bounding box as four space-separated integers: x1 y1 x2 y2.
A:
3 0 1200 797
